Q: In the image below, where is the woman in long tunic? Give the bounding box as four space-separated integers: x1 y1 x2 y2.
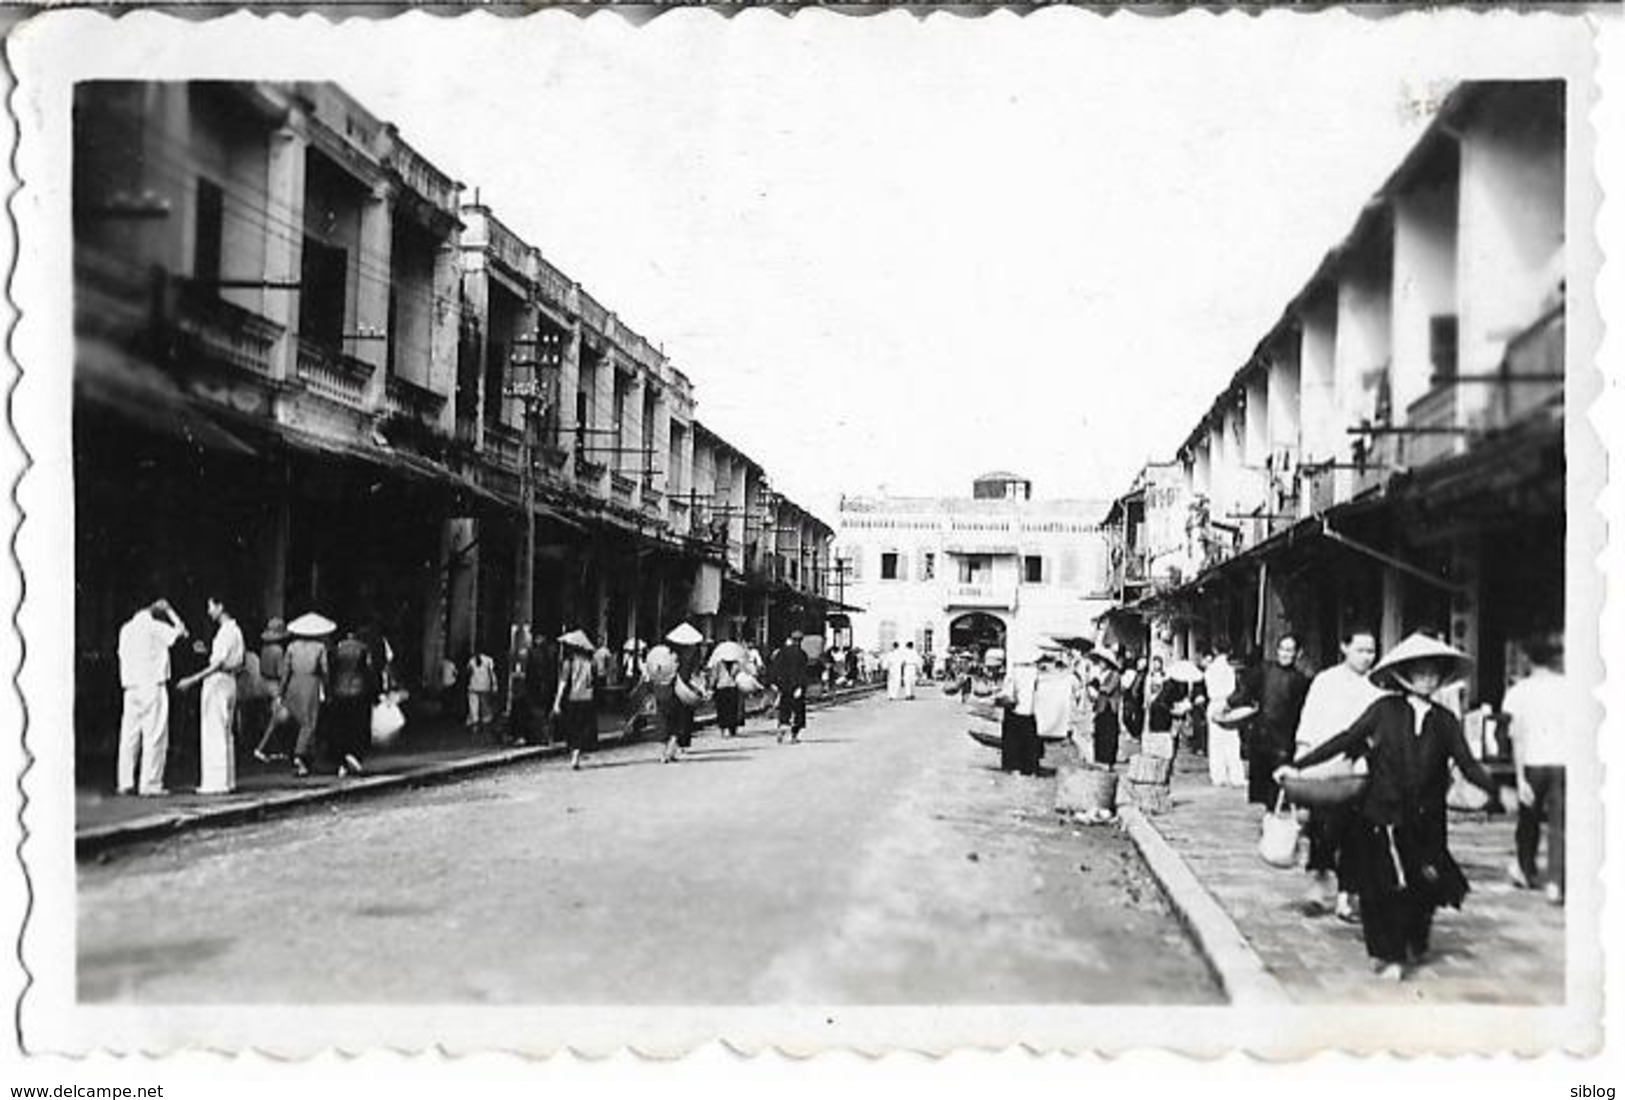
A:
1279 634 1501 981
711 658 744 738
553 630 598 771
281 613 333 778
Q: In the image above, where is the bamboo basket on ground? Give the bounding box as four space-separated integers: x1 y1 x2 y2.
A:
1122 752 1174 814
1056 764 1118 815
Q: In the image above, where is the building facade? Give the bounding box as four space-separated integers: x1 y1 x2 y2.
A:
835 473 1114 660
1098 80 1566 707
72 80 836 767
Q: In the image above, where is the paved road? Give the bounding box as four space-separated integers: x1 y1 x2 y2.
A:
78 693 1221 1005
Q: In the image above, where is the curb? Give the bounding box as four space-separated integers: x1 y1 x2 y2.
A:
1118 804 1290 1008
76 681 887 858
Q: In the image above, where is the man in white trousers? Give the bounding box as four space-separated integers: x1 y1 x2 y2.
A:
1202 643 1245 788
179 596 246 795
116 598 188 796
900 642 921 700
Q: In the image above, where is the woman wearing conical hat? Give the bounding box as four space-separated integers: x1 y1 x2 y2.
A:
282 612 335 778
1279 632 1502 982
553 630 598 771
654 622 706 763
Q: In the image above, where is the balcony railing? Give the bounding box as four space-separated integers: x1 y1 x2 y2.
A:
1403 385 1461 468
483 422 523 471
579 291 610 336
1495 305 1564 427
942 583 1018 611
383 374 448 428
166 281 284 380
611 471 637 503
296 339 374 409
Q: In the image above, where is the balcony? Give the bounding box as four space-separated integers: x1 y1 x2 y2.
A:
172 283 283 380
942 583 1018 611
483 422 523 471
383 374 448 430
1403 385 1461 468
296 339 375 409
611 471 637 504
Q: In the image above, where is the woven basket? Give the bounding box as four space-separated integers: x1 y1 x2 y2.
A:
1281 774 1369 808
1056 765 1118 814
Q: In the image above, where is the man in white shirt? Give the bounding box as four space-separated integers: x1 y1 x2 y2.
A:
1201 643 1243 788
116 598 188 796
179 597 245 795
1293 626 1383 921
1503 633 1568 906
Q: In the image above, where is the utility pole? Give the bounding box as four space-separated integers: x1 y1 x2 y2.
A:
507 329 563 637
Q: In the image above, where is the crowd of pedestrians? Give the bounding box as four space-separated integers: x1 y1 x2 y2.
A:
945 617 1568 985
110 591 847 795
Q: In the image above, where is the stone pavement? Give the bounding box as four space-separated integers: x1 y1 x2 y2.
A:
76 681 883 854
1139 751 1565 1005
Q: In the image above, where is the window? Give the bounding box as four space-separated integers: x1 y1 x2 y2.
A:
880 551 900 581
846 547 863 581
193 178 224 291
921 552 936 581
1024 555 1045 584
299 237 348 349
1429 314 1459 382
958 555 990 584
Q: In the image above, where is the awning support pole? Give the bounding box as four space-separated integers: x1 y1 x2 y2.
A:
1319 519 1467 594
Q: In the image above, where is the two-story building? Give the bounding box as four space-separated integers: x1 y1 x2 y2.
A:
1098 79 1566 703
835 473 1114 661
72 80 838 768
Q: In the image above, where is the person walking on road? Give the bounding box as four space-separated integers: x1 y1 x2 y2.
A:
282 612 333 778
769 630 811 744
553 629 598 770
656 622 706 763
884 642 904 701
707 640 749 738
1292 625 1383 922
1503 631 1568 907
252 617 292 762
177 596 245 794
1279 633 1502 982
328 627 375 777
116 597 189 796
900 641 922 700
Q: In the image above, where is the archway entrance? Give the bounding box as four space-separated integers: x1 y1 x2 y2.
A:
949 612 1007 657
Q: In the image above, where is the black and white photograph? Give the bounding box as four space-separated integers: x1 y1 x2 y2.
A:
2 4 1615 1075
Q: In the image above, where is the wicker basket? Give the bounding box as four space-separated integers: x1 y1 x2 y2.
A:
1281 774 1369 808
1126 753 1174 785
1056 765 1118 815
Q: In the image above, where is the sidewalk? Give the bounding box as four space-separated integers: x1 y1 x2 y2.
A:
77 681 884 857
1128 750 1565 1005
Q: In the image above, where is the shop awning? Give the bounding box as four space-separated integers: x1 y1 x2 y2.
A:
76 337 262 458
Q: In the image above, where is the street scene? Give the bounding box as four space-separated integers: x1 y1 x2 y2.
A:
48 12 1590 1051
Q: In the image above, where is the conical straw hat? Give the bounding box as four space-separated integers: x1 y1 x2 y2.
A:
666 622 703 646
1369 632 1471 689
557 629 594 652
288 612 336 638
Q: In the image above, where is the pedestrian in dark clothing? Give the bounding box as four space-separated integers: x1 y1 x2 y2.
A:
655 622 706 763
1282 634 1501 981
553 630 598 770
1087 649 1123 767
329 627 375 777
1232 635 1311 806
524 636 557 745
768 631 810 743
